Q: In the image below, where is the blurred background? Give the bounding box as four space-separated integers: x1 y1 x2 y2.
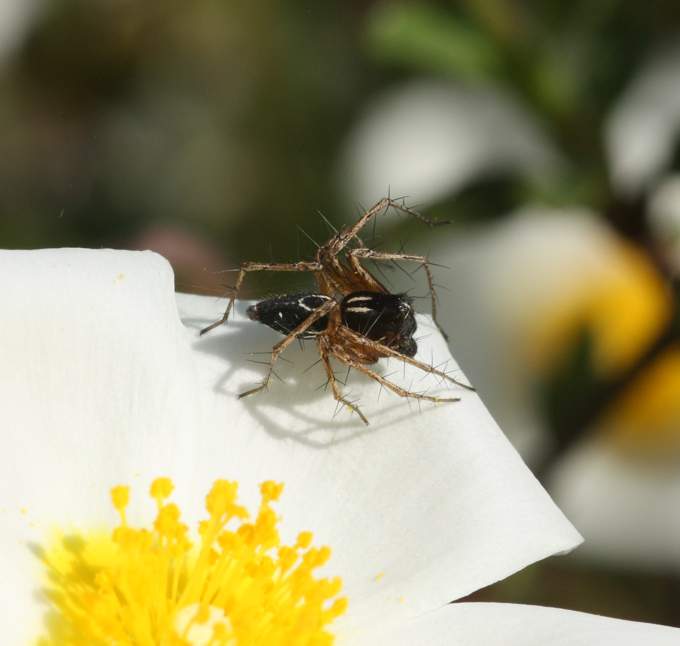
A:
3 0 680 628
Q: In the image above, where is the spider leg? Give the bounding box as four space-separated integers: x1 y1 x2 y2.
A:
319 344 368 425
349 248 449 341
338 327 475 391
200 260 322 335
344 247 385 292
327 197 448 256
334 349 460 405
238 299 338 398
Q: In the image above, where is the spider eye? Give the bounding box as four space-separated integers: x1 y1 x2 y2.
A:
246 305 260 321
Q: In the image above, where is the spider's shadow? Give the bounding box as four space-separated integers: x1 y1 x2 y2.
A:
183 311 446 448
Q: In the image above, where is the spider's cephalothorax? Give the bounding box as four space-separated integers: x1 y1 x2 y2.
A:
201 196 474 424
340 291 417 358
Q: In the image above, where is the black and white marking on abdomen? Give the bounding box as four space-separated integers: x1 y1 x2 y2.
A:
247 292 333 338
296 294 327 312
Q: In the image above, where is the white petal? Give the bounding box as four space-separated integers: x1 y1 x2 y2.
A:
0 249 581 642
551 439 680 572
649 173 680 263
337 79 559 208
178 291 582 632
0 0 40 62
607 46 680 196
353 602 680 645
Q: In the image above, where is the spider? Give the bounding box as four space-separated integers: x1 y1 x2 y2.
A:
200 197 474 424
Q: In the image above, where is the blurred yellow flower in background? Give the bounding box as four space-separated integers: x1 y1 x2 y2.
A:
602 349 680 455
524 242 670 379
520 225 680 456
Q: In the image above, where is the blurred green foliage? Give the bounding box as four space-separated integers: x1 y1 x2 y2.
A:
366 4 503 81
2 0 680 286
0 1 370 292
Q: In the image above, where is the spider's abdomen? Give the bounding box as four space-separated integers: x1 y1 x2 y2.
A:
247 293 332 338
341 291 417 357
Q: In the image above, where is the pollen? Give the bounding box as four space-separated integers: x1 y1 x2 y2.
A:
36 478 347 645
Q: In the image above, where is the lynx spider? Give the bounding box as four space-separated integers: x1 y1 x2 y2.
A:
200 197 473 424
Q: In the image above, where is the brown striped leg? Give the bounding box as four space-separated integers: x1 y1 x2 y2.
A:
319 345 368 425
337 327 474 391
327 197 448 256
334 350 461 404
238 299 338 398
200 261 322 335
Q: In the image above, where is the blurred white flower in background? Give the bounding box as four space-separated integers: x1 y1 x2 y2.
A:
436 209 670 462
361 602 680 645
0 0 41 64
337 79 560 209
551 437 680 572
649 173 680 257
607 46 680 198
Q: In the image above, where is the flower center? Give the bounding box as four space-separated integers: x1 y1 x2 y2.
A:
37 478 347 645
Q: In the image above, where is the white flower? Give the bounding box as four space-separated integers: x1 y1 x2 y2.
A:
0 0 40 63
357 602 680 645
0 248 675 644
336 79 559 209
606 45 680 198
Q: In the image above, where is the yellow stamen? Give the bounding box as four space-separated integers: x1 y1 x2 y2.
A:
36 478 347 645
